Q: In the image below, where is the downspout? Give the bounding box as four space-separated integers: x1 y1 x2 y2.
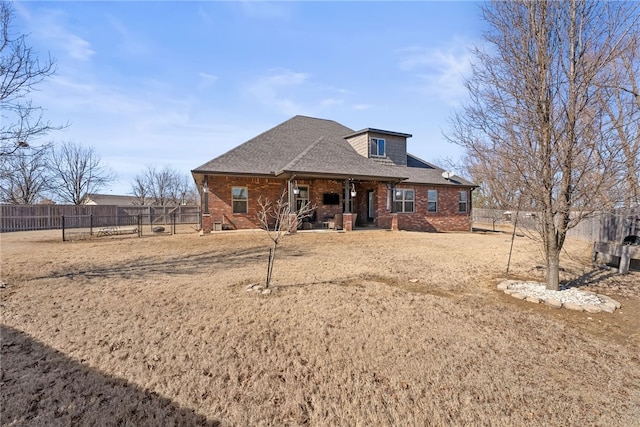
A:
203 175 209 214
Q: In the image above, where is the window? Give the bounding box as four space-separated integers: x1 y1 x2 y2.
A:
394 188 414 213
295 186 309 211
428 189 438 212
232 187 248 213
459 191 468 213
370 138 385 157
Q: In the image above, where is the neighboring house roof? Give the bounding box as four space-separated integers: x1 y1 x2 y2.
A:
84 194 139 206
193 115 475 187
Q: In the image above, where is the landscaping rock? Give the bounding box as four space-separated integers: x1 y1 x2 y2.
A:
600 304 616 314
601 297 621 309
583 304 603 314
261 289 272 295
564 302 584 312
545 298 562 309
525 296 541 304
497 282 509 291
511 292 526 300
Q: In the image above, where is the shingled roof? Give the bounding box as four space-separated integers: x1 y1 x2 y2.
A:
192 115 475 187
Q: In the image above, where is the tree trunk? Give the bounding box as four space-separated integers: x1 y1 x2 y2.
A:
546 247 561 291
265 243 277 288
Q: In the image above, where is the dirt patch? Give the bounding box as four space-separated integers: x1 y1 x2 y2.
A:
1 229 639 426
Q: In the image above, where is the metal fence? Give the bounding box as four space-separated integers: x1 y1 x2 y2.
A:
62 214 143 241
472 208 639 242
1 204 201 233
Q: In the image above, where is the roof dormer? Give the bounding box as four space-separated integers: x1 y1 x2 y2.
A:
344 128 412 166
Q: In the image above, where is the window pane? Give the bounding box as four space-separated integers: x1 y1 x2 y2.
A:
394 201 403 212
428 201 437 212
459 202 467 213
233 201 247 214
459 191 467 202
405 190 414 201
395 189 403 199
405 202 414 212
378 139 385 156
370 139 377 156
428 190 437 202
232 187 247 199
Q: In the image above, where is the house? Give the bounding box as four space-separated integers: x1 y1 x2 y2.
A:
191 115 476 233
83 194 139 206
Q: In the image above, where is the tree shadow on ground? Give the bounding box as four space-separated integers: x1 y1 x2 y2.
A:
37 243 312 283
35 245 304 282
562 267 619 289
0 325 220 426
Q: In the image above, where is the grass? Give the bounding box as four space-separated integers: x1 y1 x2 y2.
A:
1 228 639 426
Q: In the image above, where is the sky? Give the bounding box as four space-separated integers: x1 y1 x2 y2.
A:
13 1 485 195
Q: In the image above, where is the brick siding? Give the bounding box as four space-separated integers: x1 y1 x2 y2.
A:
201 176 471 233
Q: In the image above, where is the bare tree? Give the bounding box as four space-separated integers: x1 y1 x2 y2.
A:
130 165 194 206
1 1 63 156
256 189 315 289
48 141 116 205
130 174 150 206
598 30 640 209
0 145 50 203
448 0 639 290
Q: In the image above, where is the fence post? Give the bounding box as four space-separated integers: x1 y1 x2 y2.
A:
62 215 66 241
172 212 176 235
138 214 142 237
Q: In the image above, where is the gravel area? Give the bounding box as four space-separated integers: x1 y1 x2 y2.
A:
498 280 622 312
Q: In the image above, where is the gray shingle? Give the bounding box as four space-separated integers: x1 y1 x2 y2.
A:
192 115 475 187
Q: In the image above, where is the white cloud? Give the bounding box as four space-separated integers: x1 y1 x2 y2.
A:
397 40 473 106
198 72 218 90
106 15 151 57
245 69 311 115
20 7 95 61
245 69 360 117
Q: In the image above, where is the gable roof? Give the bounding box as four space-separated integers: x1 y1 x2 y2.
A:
84 194 139 206
192 115 475 187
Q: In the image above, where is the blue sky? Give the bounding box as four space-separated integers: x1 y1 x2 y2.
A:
15 1 484 195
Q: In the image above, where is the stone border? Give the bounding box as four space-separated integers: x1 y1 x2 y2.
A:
497 280 621 313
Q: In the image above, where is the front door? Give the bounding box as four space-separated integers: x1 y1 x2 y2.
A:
367 190 375 222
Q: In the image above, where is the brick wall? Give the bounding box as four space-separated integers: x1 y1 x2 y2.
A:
204 176 283 232
376 185 472 232
201 176 472 233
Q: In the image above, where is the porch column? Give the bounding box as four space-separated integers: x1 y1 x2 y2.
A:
391 213 398 231
201 175 212 234
286 178 296 233
344 179 351 213
343 179 353 231
288 177 296 209
389 183 398 231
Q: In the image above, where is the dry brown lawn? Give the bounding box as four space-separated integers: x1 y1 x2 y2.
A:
1 227 639 426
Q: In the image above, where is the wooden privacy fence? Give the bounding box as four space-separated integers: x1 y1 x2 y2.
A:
1 204 201 232
472 208 639 242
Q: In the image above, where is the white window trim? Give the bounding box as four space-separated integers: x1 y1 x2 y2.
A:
427 189 438 213
232 186 248 214
459 190 468 213
394 188 415 213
